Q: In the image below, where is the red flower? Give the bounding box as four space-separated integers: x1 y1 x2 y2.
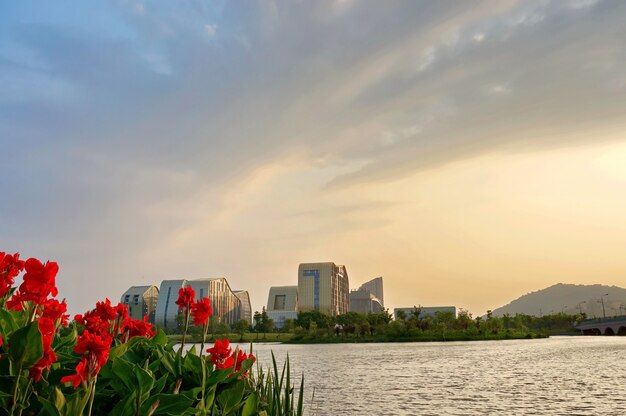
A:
29 349 57 382
74 330 111 370
38 317 56 350
42 298 69 327
29 317 58 382
120 316 156 339
5 290 25 311
94 298 117 321
0 334 2 347
234 349 256 376
0 252 24 298
115 302 129 321
175 286 195 310
207 339 234 369
74 314 85 326
60 358 89 389
191 298 212 326
62 330 112 389
20 258 58 303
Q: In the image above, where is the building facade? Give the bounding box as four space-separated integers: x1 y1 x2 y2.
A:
186 278 241 325
154 279 187 331
266 285 299 328
120 285 159 322
234 290 252 324
154 278 243 331
349 288 384 314
358 277 384 307
298 262 349 316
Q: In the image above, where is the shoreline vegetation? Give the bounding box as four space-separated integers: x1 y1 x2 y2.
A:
167 308 586 345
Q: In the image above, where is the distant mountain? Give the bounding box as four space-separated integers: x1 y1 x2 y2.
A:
490 283 626 318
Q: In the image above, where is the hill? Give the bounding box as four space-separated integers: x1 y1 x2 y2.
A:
490 283 626 318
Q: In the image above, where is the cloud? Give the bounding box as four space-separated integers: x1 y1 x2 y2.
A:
1 0 626 313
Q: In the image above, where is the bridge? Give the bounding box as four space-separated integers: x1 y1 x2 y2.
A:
575 315 626 335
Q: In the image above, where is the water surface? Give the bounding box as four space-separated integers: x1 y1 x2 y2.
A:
233 337 626 415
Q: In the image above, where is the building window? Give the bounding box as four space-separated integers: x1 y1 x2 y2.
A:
133 294 139 305
274 295 286 310
124 295 130 304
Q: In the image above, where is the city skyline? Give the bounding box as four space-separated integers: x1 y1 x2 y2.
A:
2 1 626 317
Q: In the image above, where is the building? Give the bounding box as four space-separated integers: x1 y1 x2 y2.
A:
298 262 349 316
186 278 241 325
154 279 187 331
266 285 299 328
358 277 384 307
394 306 457 320
154 278 243 331
349 288 384 314
234 290 252 324
120 285 159 323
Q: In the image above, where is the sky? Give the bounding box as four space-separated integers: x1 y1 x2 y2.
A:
2 0 626 317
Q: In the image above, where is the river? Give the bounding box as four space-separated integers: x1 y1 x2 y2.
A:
231 336 626 415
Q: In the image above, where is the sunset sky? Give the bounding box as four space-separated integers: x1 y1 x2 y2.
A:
2 0 626 316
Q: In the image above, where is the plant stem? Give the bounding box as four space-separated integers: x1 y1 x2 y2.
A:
87 377 97 416
199 323 207 356
181 306 190 351
9 362 23 416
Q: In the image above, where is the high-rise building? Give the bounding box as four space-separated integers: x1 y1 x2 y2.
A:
349 288 384 314
154 278 243 331
266 285 298 328
234 290 252 324
154 279 187 331
298 262 349 316
120 285 159 322
358 277 384 307
186 278 241 325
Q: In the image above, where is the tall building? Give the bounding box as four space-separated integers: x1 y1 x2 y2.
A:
154 279 187 331
154 278 244 331
358 277 384 307
234 290 252 324
349 288 384 314
298 262 349 316
120 285 159 322
266 285 298 328
186 278 241 325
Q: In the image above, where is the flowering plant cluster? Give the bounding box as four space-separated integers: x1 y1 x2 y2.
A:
0 251 302 416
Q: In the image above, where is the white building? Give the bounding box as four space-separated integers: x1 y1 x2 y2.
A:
266 285 299 328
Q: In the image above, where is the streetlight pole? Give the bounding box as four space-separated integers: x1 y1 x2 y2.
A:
600 293 609 319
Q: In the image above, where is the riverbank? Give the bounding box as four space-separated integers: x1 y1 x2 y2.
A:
167 330 553 345
284 331 549 344
168 332 294 344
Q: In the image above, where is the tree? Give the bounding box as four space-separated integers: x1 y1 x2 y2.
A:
396 310 407 321
235 319 249 342
253 311 262 340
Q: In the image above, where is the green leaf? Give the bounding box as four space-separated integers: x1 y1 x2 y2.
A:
241 393 258 416
153 374 168 395
151 329 168 346
141 393 194 416
0 308 20 336
237 357 255 375
9 321 44 368
206 368 231 386
111 358 135 392
109 391 138 416
217 379 245 414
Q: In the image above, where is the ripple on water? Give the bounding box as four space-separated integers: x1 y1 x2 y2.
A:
234 337 626 415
